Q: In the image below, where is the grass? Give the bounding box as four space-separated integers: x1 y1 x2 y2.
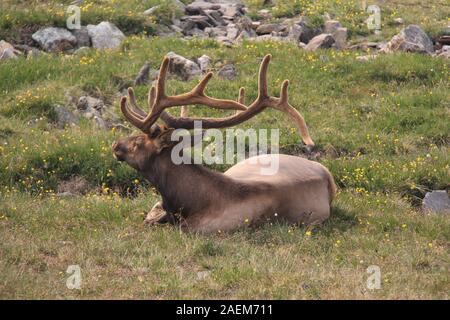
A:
0 1 449 299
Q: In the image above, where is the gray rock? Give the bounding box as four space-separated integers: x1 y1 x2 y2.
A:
222 4 244 20
166 52 202 81
197 54 211 73
204 27 227 38
134 62 151 86
437 47 450 59
288 18 320 44
185 27 206 38
77 96 105 112
216 36 234 47
86 22 125 50
386 25 434 54
186 1 221 13
0 41 21 61
32 27 77 52
181 15 214 29
71 26 91 48
54 105 78 128
256 23 284 35
324 20 342 34
218 64 237 80
422 190 450 214
305 34 335 51
226 24 240 40
333 27 347 49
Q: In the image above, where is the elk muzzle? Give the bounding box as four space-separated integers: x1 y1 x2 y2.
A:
112 140 127 161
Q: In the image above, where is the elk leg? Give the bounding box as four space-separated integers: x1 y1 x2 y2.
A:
144 201 170 226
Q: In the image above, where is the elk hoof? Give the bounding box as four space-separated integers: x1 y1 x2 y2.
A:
144 208 167 226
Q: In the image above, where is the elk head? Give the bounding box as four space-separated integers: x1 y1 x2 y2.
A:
112 54 314 173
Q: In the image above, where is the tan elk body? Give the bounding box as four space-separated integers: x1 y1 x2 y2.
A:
112 54 336 233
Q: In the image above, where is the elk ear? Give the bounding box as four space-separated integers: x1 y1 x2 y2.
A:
148 124 162 139
154 127 176 153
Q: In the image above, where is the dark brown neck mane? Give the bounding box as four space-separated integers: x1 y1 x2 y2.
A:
143 148 239 216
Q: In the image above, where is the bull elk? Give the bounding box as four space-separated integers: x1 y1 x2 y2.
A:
112 54 336 233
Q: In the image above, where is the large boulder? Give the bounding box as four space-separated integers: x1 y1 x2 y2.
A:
86 22 125 50
385 25 434 54
32 27 77 52
305 34 335 51
166 52 202 80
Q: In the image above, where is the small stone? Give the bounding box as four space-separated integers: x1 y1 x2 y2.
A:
324 20 342 34
86 22 125 50
166 52 202 81
422 191 450 214
305 34 335 51
256 23 284 35
393 17 404 25
333 27 347 49
77 96 105 112
197 270 210 280
218 64 237 80
197 54 211 73
134 62 151 86
54 105 78 128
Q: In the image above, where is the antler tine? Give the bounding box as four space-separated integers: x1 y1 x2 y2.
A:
148 86 156 110
155 57 170 103
235 87 246 114
120 96 144 129
180 106 188 117
258 54 271 100
193 72 213 95
127 87 147 118
270 79 314 146
238 87 245 104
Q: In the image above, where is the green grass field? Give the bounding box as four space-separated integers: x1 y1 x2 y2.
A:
0 0 449 299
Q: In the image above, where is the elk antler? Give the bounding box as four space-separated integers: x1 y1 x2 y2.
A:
121 54 314 147
160 55 314 146
120 56 247 132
